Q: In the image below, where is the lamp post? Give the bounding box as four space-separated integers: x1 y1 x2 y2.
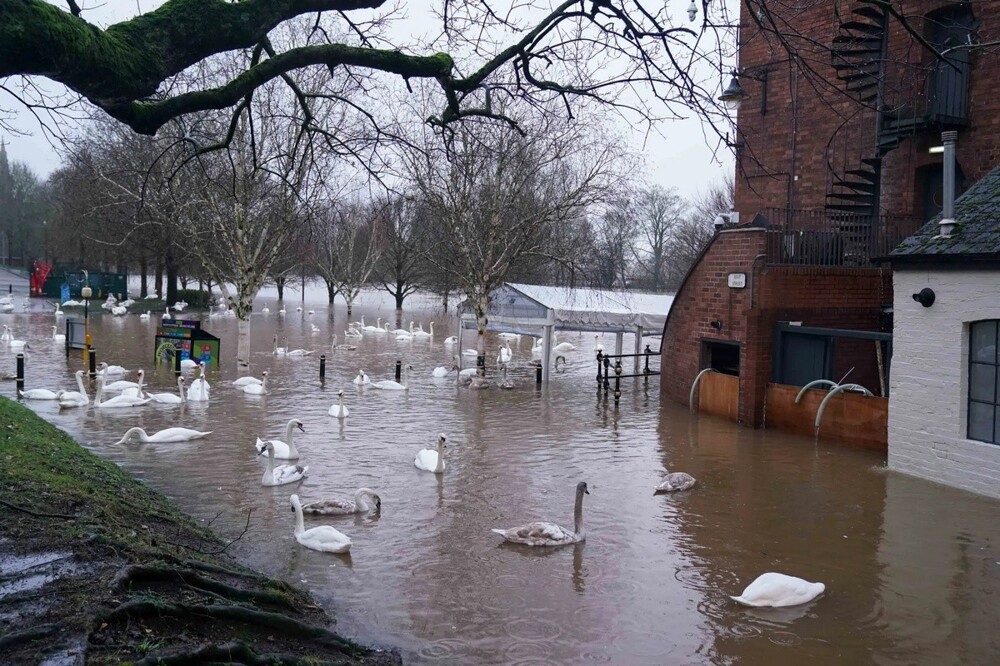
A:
81 270 92 365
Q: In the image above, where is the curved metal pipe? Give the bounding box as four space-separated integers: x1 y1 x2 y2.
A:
689 368 719 412
794 379 839 404
815 383 874 430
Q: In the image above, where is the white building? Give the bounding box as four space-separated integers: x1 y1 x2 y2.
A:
888 166 1000 499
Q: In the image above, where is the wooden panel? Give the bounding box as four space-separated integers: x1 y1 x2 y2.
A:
699 372 739 422
765 383 887 451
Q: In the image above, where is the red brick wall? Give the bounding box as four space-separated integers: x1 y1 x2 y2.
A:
734 0 1000 219
661 228 891 427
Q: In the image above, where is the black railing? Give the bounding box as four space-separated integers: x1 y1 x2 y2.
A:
760 208 922 267
596 346 661 406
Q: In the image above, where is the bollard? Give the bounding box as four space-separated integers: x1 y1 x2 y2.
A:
319 354 326 381
395 359 402 382
15 353 25 396
614 360 623 406
595 351 603 385
602 356 611 393
88 347 97 378
174 348 182 377
536 363 542 386
643 345 651 375
477 353 485 375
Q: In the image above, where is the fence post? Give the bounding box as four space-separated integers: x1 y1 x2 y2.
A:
173 348 182 377
319 354 326 381
536 363 542 387
88 347 97 378
603 356 611 394
595 350 603 388
395 359 401 382
15 353 24 396
614 360 622 406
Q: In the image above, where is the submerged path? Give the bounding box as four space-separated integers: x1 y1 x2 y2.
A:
0 397 400 665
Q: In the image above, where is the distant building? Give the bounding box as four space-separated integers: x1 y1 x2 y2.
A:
888 165 1000 499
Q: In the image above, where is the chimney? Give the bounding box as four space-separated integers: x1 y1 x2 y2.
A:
938 130 958 238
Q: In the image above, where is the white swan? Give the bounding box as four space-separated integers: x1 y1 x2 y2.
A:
328 390 349 418
261 304 270 314
372 364 411 390
310 323 320 334
51 326 66 343
655 470 697 493
362 317 381 333
186 363 210 402
497 340 512 366
259 440 308 487
94 377 151 409
371 318 387 334
730 573 825 608
492 481 589 547
58 371 89 408
344 327 363 340
232 375 262 387
19 388 64 400
553 342 576 353
431 365 451 378
286 348 312 356
242 371 269 395
115 426 212 444
353 369 370 385
592 335 605 353
414 434 448 473
498 331 520 340
498 364 515 390
54 303 63 318
443 335 458 345
254 419 304 460
289 494 351 553
278 305 286 316
162 306 172 320
461 348 479 357
273 335 287 355
301 488 381 516
119 370 147 397
139 311 150 321
180 358 198 369
146 377 186 404
411 322 434 338
98 363 128 376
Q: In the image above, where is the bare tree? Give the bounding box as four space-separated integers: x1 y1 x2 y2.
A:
666 174 733 288
588 200 638 289
372 193 428 310
634 185 686 291
311 199 380 314
406 105 626 358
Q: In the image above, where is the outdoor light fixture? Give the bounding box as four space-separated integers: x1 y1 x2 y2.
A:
81 270 93 364
928 145 944 154
912 288 935 308
718 71 745 110
710 319 723 330
687 0 698 22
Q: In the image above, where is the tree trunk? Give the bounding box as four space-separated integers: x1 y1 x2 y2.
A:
325 279 336 304
276 277 285 301
139 256 148 298
154 263 163 298
345 295 353 316
165 251 178 305
395 290 404 309
236 317 251 367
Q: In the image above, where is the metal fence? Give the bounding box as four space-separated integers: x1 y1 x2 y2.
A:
759 208 923 267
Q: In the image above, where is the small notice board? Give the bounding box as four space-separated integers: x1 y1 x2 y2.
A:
154 319 221 368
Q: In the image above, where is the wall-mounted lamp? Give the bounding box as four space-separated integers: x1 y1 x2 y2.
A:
912 288 935 308
718 68 771 114
687 0 698 22
928 145 944 154
710 319 723 330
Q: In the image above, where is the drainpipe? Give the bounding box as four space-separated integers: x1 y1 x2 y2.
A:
938 130 958 238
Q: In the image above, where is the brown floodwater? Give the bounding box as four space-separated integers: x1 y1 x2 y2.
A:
3 290 1000 665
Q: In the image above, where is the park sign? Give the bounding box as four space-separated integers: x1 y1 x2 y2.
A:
154 319 220 368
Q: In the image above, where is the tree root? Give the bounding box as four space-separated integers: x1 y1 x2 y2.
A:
0 623 58 650
113 565 299 611
0 498 78 520
134 640 334 666
101 600 361 654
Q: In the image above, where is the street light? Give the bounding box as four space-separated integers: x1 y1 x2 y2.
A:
81 270 92 366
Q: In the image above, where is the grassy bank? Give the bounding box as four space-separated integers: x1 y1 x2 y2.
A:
0 397 399 665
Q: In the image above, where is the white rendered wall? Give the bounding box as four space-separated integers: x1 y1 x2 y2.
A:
890 269 1000 499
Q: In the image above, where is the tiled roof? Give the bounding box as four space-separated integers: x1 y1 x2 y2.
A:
890 164 1000 261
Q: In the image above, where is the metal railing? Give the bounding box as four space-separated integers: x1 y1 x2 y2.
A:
596 346 661 406
760 208 922 267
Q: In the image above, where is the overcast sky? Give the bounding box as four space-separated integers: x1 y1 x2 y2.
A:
2 0 736 201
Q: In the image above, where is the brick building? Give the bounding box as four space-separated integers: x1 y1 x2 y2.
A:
662 1 999 437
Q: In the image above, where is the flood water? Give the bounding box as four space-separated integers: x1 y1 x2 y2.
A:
3 288 999 665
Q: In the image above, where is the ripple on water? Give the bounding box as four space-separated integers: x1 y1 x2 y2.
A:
504 617 564 642
416 637 467 660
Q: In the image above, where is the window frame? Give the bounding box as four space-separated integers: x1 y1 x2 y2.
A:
967 320 1000 445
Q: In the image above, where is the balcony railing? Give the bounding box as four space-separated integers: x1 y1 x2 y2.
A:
758 208 923 267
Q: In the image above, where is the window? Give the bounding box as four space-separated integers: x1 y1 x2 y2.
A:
968 321 1000 444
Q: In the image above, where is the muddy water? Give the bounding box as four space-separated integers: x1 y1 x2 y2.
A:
3 291 1000 664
